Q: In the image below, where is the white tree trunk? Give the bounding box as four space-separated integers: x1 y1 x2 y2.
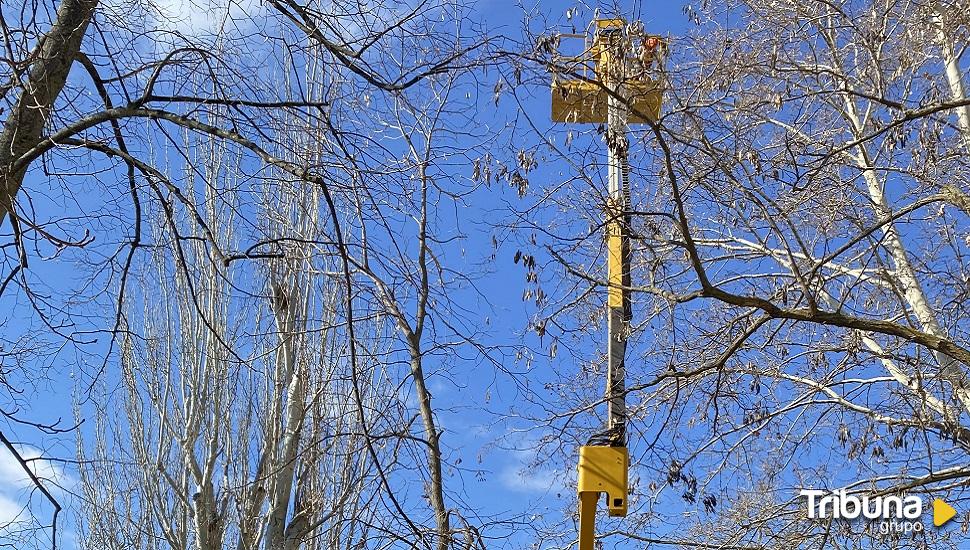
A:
264 281 307 550
843 95 970 415
933 11 970 145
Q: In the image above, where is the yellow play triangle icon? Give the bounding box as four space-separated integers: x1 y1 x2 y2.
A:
933 499 957 527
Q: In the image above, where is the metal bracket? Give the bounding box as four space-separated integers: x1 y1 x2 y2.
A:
577 445 629 550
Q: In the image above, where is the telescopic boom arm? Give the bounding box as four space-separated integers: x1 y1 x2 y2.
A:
549 17 666 550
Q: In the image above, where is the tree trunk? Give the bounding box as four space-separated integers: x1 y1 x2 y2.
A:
933 11 970 145
264 281 307 550
836 84 970 414
0 0 98 225
408 345 450 550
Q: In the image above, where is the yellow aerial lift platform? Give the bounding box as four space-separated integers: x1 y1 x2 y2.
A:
549 17 666 550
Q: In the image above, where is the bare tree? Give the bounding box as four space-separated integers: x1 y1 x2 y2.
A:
76 109 396 550
0 0 98 225
339 69 498 550
509 1 970 548
1 0 493 548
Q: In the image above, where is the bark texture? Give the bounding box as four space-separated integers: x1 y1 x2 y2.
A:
0 0 98 224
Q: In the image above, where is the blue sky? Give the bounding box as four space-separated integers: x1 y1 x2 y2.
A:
7 0 970 548
0 1 754 549
391 0 696 546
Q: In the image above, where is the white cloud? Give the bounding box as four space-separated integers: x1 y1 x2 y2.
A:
102 0 264 37
150 0 262 35
0 493 27 525
499 463 564 493
0 444 71 492
0 443 75 529
495 433 571 494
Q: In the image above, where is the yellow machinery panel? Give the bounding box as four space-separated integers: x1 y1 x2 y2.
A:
551 79 662 124
551 80 603 124
607 223 623 308
596 18 627 30
577 445 628 516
